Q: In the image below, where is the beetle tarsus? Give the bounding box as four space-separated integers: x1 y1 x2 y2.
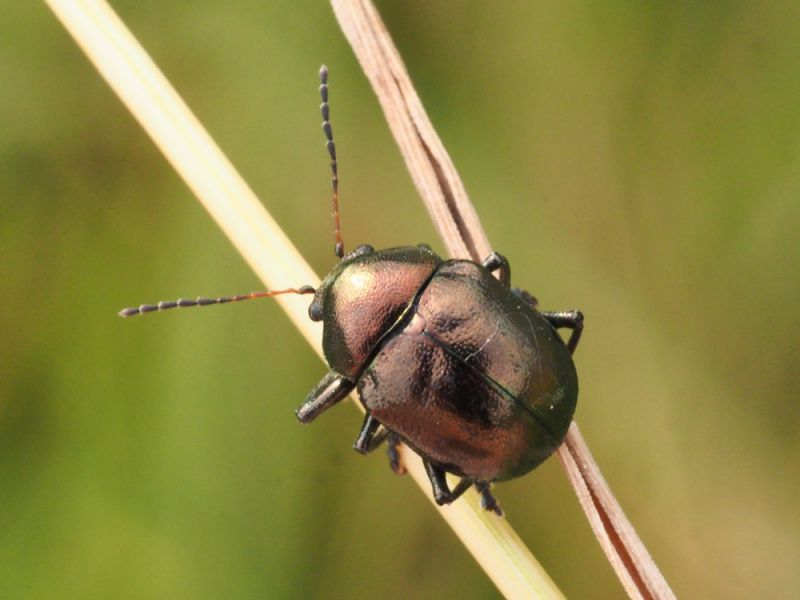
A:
387 433 406 475
476 482 503 516
541 310 584 355
296 371 355 424
353 413 389 454
423 461 473 505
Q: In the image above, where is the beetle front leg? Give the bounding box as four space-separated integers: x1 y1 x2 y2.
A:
296 371 355 423
481 252 511 287
540 310 584 355
423 461 473 506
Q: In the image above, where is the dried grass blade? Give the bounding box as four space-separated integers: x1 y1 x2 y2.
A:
329 1 676 598
45 0 564 598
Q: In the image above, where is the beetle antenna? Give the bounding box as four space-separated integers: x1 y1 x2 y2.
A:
319 65 344 259
118 286 316 317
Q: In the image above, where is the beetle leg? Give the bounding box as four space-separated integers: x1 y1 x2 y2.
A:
540 310 584 355
352 417 407 474
353 414 389 454
475 482 503 516
353 419 407 474
387 433 406 475
511 287 539 308
481 252 511 287
423 461 473 505
296 371 355 423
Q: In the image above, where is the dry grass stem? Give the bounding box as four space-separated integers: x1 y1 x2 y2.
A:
330 0 492 261
43 0 321 348
46 0 675 597
330 1 676 599
558 424 676 600
45 0 563 599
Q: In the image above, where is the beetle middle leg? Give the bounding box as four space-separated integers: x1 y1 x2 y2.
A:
540 310 584 354
353 415 406 474
482 252 511 287
353 413 389 453
423 461 473 506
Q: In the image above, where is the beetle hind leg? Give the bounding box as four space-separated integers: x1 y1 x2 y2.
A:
540 310 584 354
296 371 355 423
423 461 473 506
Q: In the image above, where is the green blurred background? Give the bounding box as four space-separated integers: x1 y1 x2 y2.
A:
2 2 799 598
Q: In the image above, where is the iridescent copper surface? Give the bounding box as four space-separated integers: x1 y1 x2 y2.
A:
313 245 441 378
357 260 577 482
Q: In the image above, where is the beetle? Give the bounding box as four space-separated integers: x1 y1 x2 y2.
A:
120 66 584 515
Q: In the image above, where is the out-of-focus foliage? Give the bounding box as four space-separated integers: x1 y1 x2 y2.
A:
2 2 798 598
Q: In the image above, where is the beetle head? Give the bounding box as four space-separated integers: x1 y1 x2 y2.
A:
308 244 374 321
309 244 442 378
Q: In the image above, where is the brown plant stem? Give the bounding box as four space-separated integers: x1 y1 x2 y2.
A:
329 1 676 599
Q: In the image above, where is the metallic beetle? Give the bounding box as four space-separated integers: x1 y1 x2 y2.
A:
296 242 582 514
119 66 584 515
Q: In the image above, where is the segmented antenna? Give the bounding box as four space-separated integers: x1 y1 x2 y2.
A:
319 65 344 258
118 286 315 317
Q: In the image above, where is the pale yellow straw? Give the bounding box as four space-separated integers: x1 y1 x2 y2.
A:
45 1 564 598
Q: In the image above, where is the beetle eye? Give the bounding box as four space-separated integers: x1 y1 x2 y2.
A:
308 298 324 322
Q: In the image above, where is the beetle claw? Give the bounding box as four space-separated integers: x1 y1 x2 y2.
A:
476 482 503 516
